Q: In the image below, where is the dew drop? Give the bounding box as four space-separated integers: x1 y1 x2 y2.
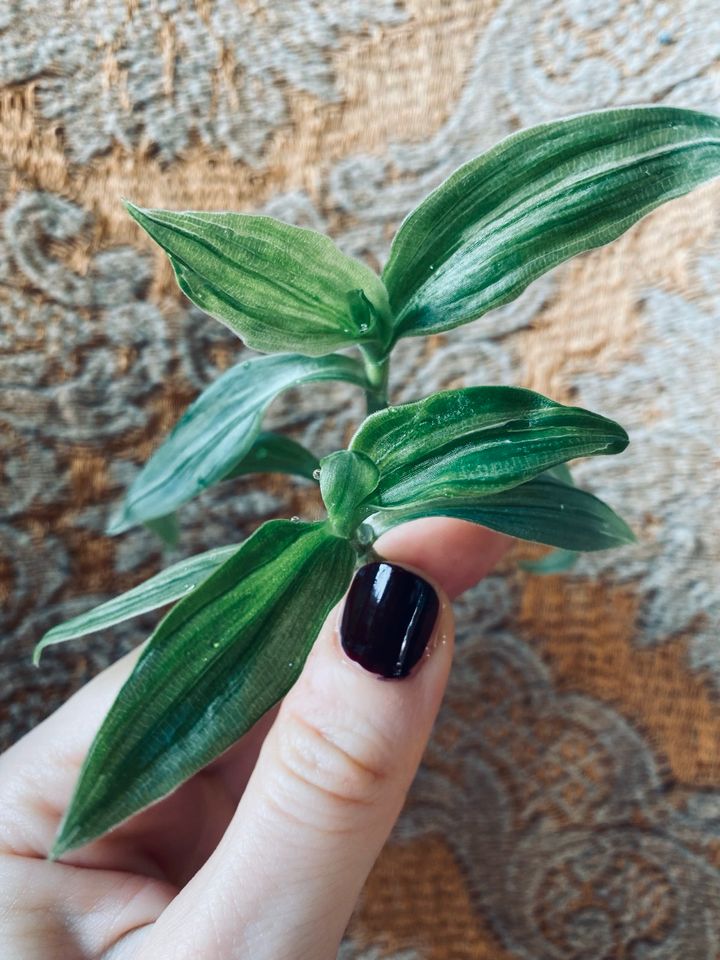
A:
357 523 374 545
358 322 369 332
312 468 321 481
290 515 301 522
288 660 295 669
241 360 251 369
212 641 220 649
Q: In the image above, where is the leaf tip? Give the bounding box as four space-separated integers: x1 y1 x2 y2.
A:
49 811 90 861
123 199 155 232
106 509 131 536
622 524 638 545
48 833 71 862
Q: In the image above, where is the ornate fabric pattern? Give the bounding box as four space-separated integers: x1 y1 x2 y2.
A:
1 1 719 957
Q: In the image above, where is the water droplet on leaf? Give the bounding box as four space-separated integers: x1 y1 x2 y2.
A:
290 515 301 522
357 523 374 545
312 468 321 481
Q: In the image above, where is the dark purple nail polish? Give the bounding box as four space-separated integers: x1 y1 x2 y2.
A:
340 562 439 679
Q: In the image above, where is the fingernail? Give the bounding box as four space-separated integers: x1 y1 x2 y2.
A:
340 561 439 679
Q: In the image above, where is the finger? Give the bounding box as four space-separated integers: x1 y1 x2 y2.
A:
0 643 256 881
0 649 144 858
0 853 176 960
139 560 456 960
0 642 214 881
376 518 511 598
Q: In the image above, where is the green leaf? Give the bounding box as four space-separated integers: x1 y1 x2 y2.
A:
544 463 574 485
366 473 635 552
52 520 355 857
108 353 368 533
33 543 241 664
138 437 318 547
126 203 391 355
350 386 628 511
144 513 180 547
222 431 319 482
319 450 379 539
520 548 579 574
383 106 720 340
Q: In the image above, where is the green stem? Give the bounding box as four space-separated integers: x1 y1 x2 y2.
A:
349 526 381 565
361 349 390 415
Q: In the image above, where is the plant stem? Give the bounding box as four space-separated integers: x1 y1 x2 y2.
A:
361 348 390 414
349 525 381 564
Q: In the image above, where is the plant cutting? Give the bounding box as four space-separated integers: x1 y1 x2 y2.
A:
35 105 720 859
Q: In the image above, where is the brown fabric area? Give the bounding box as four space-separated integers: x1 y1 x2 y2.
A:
516 184 720 400
351 835 517 959
520 577 720 788
2 1 719 957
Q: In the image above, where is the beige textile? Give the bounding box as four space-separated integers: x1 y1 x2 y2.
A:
1 1 720 957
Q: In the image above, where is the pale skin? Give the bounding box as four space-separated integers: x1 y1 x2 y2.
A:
0 519 509 960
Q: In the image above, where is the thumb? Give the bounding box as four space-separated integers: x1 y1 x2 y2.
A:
142 558 454 960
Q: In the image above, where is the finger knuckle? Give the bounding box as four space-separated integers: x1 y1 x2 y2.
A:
269 708 390 831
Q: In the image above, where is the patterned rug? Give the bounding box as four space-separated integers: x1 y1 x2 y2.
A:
2 2 719 957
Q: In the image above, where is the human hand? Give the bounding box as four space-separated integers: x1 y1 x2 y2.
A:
0 519 509 960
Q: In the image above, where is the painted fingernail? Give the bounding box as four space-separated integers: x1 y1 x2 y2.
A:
340 561 439 679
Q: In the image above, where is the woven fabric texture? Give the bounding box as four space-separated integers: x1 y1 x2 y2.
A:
1 2 719 957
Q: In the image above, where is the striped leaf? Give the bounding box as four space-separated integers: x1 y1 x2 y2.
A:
350 386 628 510
33 544 240 664
108 353 367 533
367 473 634 551
383 107 720 340
126 203 391 355
223 431 319 482
52 520 355 857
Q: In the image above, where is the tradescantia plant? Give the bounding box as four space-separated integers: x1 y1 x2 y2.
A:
38 106 720 858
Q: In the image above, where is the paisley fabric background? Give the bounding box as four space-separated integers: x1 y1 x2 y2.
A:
2 1 720 956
